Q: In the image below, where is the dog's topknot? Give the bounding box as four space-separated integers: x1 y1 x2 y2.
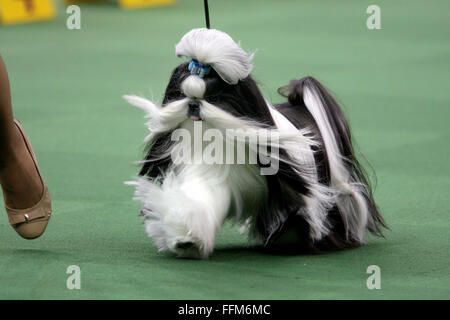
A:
175 28 254 85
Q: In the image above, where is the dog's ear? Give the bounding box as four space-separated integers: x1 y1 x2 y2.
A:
139 132 174 178
162 62 190 105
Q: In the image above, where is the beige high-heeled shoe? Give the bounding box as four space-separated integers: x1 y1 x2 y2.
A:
3 119 52 239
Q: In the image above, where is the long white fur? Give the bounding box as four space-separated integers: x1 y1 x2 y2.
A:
303 87 369 242
128 165 233 259
123 95 189 142
125 89 336 256
175 28 254 85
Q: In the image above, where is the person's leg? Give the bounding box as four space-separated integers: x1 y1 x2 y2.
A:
0 55 14 159
0 55 43 209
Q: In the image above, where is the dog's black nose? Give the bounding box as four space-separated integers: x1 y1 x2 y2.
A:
188 100 201 121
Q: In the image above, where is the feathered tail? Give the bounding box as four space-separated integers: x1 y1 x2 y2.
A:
279 77 387 243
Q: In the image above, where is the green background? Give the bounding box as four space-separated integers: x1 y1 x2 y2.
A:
0 0 449 299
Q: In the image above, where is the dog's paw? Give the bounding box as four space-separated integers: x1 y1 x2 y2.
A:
175 241 196 250
171 237 205 259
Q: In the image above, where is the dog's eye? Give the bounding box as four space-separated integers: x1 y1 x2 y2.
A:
204 77 222 98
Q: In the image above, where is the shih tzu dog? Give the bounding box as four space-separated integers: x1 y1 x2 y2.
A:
125 28 386 259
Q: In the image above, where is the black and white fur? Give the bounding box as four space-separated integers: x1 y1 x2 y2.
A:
125 28 386 258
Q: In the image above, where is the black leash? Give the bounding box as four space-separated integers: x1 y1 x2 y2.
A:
204 0 210 29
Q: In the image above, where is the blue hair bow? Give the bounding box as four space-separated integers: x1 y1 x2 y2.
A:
188 59 211 78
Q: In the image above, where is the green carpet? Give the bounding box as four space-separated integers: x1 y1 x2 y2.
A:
0 0 449 299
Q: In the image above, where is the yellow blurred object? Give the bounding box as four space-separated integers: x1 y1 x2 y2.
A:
0 0 56 25
65 0 108 3
119 0 175 10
